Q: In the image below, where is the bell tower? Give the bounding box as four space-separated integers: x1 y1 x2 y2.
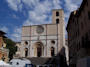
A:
52 9 65 52
52 9 64 24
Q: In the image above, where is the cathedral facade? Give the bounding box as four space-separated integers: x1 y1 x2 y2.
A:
20 9 65 58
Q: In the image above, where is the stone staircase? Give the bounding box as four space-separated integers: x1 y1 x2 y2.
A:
27 57 50 65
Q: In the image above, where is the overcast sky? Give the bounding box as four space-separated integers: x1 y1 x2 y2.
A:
0 0 82 42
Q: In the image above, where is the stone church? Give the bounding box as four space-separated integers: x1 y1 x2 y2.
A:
20 9 65 58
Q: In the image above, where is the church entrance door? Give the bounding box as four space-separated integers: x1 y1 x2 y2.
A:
34 42 43 57
37 46 42 57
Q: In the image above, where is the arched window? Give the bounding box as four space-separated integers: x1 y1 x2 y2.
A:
56 11 59 16
56 19 59 24
51 40 55 44
25 41 28 45
25 48 28 57
51 47 55 56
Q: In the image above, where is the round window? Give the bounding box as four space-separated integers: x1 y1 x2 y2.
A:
36 25 44 34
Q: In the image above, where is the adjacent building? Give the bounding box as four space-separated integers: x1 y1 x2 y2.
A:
20 9 65 58
14 42 21 58
0 31 9 62
66 0 90 67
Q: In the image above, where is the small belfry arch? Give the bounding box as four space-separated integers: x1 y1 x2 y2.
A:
56 19 59 24
33 42 44 57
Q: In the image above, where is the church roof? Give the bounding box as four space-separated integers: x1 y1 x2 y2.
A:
0 30 6 37
0 30 6 34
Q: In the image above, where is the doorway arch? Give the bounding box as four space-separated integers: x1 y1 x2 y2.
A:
33 42 44 57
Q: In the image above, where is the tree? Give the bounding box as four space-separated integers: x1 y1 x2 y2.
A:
4 38 17 60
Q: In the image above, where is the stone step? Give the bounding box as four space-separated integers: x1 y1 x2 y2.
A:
27 57 50 65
